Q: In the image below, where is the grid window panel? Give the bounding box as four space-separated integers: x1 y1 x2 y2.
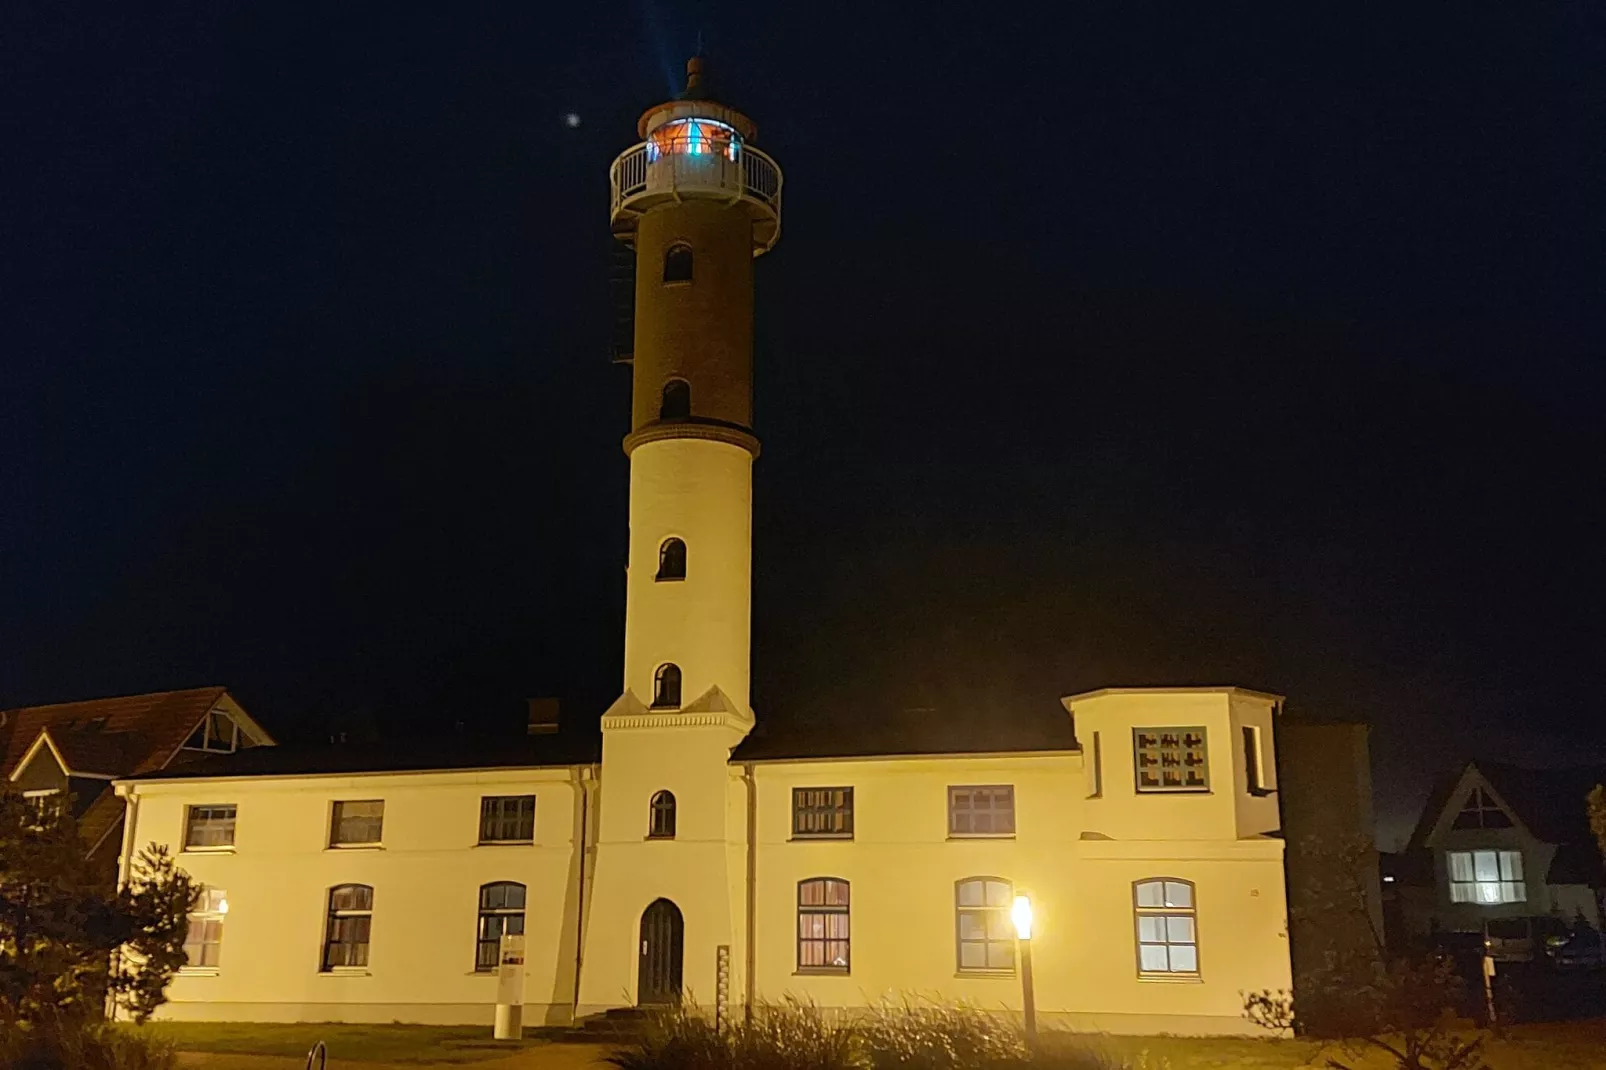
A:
475 882 527 971
330 800 384 845
1134 878 1200 977
1447 850 1526 905
479 796 536 842
955 877 1015 973
948 785 1016 836
322 884 373 970
182 886 228 968
649 791 677 838
185 805 237 848
1134 727 1210 792
797 878 850 972
792 788 854 838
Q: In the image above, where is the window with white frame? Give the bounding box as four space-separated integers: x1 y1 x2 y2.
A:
329 800 383 846
797 877 850 973
1134 878 1199 976
948 785 1015 836
183 888 228 968
1448 850 1525 904
955 876 1014 972
184 804 237 849
1451 787 1513 830
182 709 240 753
322 884 373 969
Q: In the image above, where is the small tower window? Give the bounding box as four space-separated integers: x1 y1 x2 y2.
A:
649 790 677 839
653 663 682 708
663 243 693 284
657 538 687 581
660 379 691 420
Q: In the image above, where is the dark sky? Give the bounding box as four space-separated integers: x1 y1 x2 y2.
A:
5 3 1603 845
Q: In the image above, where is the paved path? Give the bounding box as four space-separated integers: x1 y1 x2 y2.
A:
177 1043 616 1070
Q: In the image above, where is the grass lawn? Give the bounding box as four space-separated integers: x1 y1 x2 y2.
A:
142 1022 583 1064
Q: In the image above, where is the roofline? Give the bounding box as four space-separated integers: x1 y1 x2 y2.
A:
734 748 1082 766
0 685 229 717
6 727 118 781
155 689 275 772
115 760 600 790
1062 686 1286 704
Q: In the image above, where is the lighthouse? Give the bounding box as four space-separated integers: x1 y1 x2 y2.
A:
578 56 782 1014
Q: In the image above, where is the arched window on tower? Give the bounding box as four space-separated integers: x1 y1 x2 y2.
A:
660 379 691 420
663 243 693 284
653 663 682 708
649 790 677 839
657 538 687 581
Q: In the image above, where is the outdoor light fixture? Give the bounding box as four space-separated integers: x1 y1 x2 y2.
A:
1013 893 1037 1044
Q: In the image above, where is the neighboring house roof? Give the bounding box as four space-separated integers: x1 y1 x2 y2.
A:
128 732 602 781
0 687 253 778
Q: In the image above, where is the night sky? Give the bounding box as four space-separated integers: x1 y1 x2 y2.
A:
6 4 1603 845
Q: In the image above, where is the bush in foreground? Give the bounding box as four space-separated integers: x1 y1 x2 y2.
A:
606 998 1133 1070
0 1019 176 1070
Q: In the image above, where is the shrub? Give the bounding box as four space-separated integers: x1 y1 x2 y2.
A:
0 1019 176 1070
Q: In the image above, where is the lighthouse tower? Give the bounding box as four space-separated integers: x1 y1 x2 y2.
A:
577 58 782 1015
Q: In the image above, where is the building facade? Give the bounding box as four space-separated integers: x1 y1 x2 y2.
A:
114 59 1297 1036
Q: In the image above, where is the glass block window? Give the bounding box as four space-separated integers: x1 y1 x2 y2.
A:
1448 850 1525 904
183 888 227 968
330 800 384 846
479 796 536 843
475 881 527 971
1135 879 1198 976
797 878 850 973
321 884 373 970
1451 786 1513 830
948 786 1016 836
955 877 1015 972
185 804 237 849
1134 728 1209 792
792 787 853 838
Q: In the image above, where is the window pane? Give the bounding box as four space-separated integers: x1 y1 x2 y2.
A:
1501 852 1523 881
1164 881 1193 908
1169 945 1198 973
959 913 988 940
959 942 985 969
1473 851 1499 882
958 881 985 907
985 880 1012 906
1167 916 1196 943
986 912 1013 940
1138 916 1166 942
1449 882 1473 903
1448 852 1473 882
986 941 1015 969
330 884 373 911
1135 881 1164 908
1139 944 1170 972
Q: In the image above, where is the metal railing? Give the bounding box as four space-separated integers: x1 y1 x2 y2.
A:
609 141 782 221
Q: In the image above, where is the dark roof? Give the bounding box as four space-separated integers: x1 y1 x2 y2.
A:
129 731 602 780
732 707 1078 762
1 687 229 777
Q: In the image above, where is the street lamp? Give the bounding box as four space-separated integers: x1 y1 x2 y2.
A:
1012 894 1037 1045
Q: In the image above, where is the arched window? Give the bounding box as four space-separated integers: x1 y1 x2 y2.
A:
321 884 373 971
653 663 682 708
1134 878 1198 976
797 878 850 973
660 379 691 420
663 243 693 283
657 538 687 581
649 790 677 839
955 876 1014 973
475 882 526 971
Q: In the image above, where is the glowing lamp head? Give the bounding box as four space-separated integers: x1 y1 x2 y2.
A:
1011 894 1034 940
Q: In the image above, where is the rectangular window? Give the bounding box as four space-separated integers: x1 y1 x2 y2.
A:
1134 727 1209 792
184 805 237 849
1087 731 1103 798
475 882 527 971
955 877 1015 972
1242 725 1266 794
792 787 853 839
479 796 536 843
322 884 373 970
797 878 850 973
330 800 384 846
183 888 227 968
1447 850 1525 905
948 785 1016 836
1135 879 1199 976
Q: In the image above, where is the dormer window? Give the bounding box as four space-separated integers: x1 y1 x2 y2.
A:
183 710 241 754
1134 727 1209 793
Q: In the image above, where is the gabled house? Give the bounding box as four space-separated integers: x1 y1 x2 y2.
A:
0 687 273 865
1394 761 1606 938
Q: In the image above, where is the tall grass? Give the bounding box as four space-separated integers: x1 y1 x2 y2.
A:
0 1020 176 1070
605 999 1136 1070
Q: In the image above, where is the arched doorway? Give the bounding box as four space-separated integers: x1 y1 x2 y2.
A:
637 898 684 1005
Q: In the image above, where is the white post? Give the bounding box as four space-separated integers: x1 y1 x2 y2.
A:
494 932 527 1040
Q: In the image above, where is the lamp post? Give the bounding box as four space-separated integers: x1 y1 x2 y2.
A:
1011 894 1037 1046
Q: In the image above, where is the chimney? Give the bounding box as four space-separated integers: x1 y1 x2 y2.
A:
527 698 560 736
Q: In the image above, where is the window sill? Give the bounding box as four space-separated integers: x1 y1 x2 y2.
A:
663 279 692 289
1135 789 1212 796
1138 973 1203 984
789 834 854 842
645 834 676 842
476 840 535 847
1249 788 1276 798
319 968 372 977
794 969 850 977
181 846 236 855
954 970 1015 979
654 576 685 583
327 843 384 851
177 967 220 977
947 833 1016 840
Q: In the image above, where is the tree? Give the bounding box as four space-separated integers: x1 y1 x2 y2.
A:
1588 784 1606 864
0 790 197 1024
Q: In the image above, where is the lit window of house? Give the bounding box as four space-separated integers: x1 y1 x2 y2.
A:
948 786 1015 836
479 796 535 843
183 888 228 969
329 800 384 847
184 804 237 849
1450 786 1513 830
475 882 526 971
1135 878 1199 976
796 878 850 973
955 877 1014 972
1134 728 1209 792
792 787 853 838
1448 850 1525 904
321 884 373 970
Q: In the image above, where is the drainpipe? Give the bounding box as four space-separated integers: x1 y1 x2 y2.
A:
743 762 757 1020
571 766 593 1020
108 783 140 1023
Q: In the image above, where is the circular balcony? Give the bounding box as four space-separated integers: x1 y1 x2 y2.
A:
609 135 782 256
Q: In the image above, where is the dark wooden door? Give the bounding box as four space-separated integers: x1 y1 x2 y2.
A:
637 898 684 1005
